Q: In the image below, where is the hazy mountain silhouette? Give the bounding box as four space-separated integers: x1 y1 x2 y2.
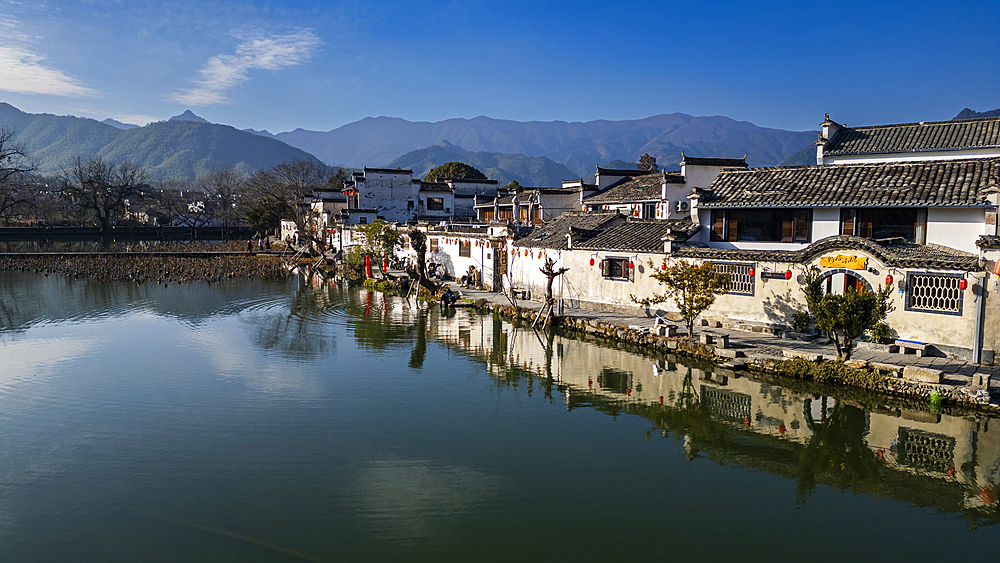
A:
168 110 211 123
0 103 321 179
101 118 139 130
385 140 578 186
275 113 817 176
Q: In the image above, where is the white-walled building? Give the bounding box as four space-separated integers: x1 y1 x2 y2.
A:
815 114 1000 165
345 168 498 223
582 156 748 220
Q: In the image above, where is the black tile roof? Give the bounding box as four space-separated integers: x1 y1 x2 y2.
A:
364 167 413 174
700 158 1000 208
680 154 748 168
447 178 499 184
596 166 652 176
575 219 701 253
584 172 685 204
512 211 624 250
419 182 454 192
825 116 1000 156
977 235 1000 249
674 235 981 271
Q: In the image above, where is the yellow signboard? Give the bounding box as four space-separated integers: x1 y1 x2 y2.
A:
819 254 868 270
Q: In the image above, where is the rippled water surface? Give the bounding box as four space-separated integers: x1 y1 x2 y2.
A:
1 271 998 562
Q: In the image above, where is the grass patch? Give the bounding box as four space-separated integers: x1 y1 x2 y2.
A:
767 358 888 391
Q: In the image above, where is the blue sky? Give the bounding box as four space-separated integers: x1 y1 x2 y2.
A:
1 0 997 133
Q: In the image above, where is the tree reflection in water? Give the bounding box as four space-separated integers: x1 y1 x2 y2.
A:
796 403 881 502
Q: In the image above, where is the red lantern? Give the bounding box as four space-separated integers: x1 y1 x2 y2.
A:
784 270 792 280
486 242 491 248
628 261 634 269
590 258 595 266
885 274 893 286
748 267 755 277
661 263 667 270
959 278 968 290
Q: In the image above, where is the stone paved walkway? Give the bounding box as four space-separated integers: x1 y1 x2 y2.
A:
450 284 1000 400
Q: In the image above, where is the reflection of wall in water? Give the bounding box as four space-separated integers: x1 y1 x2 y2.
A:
367 293 1000 514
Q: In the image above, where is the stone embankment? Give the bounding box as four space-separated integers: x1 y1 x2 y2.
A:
0 251 298 284
473 299 1000 414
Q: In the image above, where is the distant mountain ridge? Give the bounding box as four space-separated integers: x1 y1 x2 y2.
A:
385 141 578 186
954 108 1000 120
0 103 321 179
274 113 817 176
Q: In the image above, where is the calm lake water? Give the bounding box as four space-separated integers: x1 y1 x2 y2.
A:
1 271 998 561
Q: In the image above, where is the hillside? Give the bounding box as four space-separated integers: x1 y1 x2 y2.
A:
385 141 578 186
0 103 322 179
954 108 1000 120
276 113 817 175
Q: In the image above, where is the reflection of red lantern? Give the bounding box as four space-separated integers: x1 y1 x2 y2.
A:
778 423 786 434
590 258 595 266
748 267 755 277
659 396 664 404
885 275 893 286
959 278 968 290
784 270 792 280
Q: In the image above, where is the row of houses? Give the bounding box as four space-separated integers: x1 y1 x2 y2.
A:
378 114 1000 363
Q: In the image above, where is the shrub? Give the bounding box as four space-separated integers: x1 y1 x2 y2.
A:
791 311 812 333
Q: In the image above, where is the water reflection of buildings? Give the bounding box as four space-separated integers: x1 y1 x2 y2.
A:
351 288 1000 527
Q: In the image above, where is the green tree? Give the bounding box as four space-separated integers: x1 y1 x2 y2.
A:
502 179 524 192
631 260 730 337
801 266 894 361
424 162 487 181
638 153 657 172
246 199 294 234
356 219 402 278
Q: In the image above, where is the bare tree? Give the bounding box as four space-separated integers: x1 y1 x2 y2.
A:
0 126 37 224
59 156 148 232
246 159 347 244
197 168 247 238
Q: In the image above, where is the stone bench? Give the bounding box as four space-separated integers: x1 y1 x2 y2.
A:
895 340 928 357
510 288 530 300
699 331 730 349
654 324 678 337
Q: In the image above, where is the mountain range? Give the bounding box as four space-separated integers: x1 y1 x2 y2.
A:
0 103 320 179
385 141 577 186
274 113 817 176
9 102 989 186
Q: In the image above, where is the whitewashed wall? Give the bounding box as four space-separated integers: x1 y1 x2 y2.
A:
927 207 988 254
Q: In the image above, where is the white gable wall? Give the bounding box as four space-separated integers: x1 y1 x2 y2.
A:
927 207 988 254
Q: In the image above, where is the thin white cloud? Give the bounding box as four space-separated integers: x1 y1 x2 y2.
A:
171 29 321 106
0 16 98 97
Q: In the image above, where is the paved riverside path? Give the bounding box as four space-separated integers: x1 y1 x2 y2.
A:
447 284 999 397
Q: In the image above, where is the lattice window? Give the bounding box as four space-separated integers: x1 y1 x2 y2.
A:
707 262 754 296
701 386 751 421
897 428 955 473
907 274 962 314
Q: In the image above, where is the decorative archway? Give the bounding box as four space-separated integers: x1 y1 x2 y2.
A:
818 267 873 296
